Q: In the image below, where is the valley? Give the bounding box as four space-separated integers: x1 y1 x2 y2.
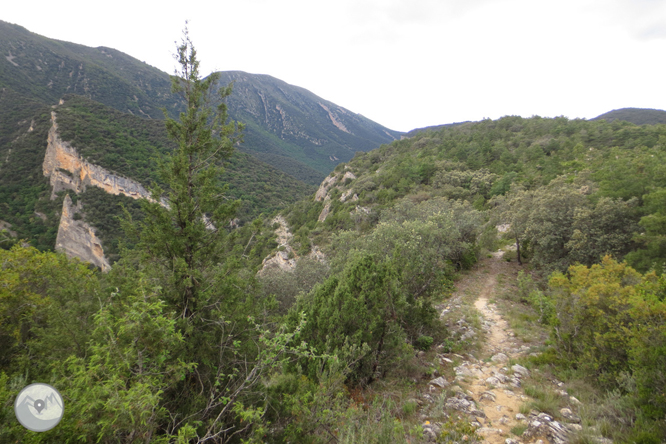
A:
1 19 666 444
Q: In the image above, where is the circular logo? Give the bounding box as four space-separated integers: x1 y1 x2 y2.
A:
14 383 64 432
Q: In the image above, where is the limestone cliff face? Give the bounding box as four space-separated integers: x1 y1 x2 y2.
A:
55 195 111 272
43 111 153 271
43 111 152 201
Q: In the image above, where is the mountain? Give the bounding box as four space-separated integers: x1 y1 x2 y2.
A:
592 107 666 125
0 21 176 119
216 71 402 181
404 121 473 138
0 20 403 265
0 20 403 185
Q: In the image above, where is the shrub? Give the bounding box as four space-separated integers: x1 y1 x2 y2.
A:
415 335 434 351
293 254 414 386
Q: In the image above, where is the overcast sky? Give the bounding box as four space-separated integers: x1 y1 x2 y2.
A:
4 0 666 132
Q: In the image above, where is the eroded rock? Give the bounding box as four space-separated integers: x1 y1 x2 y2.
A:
560 407 581 424
55 195 110 272
43 112 153 202
511 364 530 378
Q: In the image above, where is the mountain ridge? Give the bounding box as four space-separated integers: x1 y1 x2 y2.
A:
591 107 666 125
1 20 403 183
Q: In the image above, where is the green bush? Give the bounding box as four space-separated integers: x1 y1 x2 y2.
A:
415 335 434 351
293 254 417 386
548 257 666 426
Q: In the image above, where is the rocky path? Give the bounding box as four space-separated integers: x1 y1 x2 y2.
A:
451 254 541 444
421 253 580 444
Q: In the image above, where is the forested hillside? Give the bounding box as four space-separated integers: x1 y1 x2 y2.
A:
2 24 666 443
286 115 666 275
593 107 666 126
0 92 314 255
0 88 62 250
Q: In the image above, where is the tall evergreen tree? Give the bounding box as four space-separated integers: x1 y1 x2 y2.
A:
119 28 311 442
128 26 244 322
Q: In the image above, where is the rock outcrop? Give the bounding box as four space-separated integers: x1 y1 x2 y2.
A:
43 111 152 201
259 216 326 274
43 111 155 270
314 168 357 222
259 216 297 273
55 195 110 272
0 220 17 238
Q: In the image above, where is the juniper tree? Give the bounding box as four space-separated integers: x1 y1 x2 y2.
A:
118 29 319 442
131 26 244 322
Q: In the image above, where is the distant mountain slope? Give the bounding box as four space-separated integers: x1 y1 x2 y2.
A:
592 108 666 125
404 121 473 138
0 20 176 118
216 71 403 179
1 20 403 184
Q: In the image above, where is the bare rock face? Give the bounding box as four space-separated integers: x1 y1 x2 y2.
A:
43 112 152 201
55 195 110 272
522 412 571 444
314 175 338 202
259 216 327 274
340 189 356 202
260 250 297 272
43 111 159 270
314 168 357 222
318 197 332 222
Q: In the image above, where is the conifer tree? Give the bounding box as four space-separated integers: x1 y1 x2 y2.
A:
131 26 244 322
119 28 313 442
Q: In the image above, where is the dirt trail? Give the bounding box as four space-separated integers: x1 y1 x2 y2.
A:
445 253 549 444
420 253 584 443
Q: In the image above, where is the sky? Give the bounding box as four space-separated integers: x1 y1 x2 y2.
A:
4 0 666 132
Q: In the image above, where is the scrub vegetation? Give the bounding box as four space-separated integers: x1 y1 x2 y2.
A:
2 28 666 443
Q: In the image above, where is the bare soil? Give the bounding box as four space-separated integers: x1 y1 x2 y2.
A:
453 253 549 444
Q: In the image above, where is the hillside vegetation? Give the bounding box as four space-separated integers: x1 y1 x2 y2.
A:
0 88 62 250
218 71 402 180
2 27 666 442
5 104 666 442
593 107 666 125
285 115 666 274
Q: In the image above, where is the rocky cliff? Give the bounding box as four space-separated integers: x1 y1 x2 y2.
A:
43 111 153 201
43 110 153 270
55 195 110 272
